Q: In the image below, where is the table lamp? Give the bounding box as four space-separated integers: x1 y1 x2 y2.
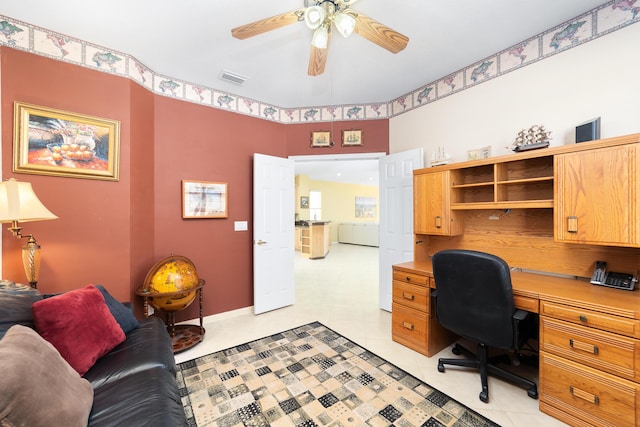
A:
0 178 58 288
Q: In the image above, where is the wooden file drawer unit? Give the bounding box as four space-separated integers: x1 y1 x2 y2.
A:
391 266 456 357
540 300 640 426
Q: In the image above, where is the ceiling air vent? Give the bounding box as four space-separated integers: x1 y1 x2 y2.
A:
218 70 247 86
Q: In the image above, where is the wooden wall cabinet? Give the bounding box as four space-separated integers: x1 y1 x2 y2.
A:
555 144 640 247
414 171 463 236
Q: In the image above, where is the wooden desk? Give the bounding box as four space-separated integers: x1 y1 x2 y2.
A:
392 260 640 427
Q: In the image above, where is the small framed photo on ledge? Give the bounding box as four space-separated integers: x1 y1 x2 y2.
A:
310 131 332 147
342 129 363 146
467 146 491 161
182 180 228 218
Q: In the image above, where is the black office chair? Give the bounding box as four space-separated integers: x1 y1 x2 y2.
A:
432 249 538 403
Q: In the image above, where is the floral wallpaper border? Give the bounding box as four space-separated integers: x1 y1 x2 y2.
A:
0 0 637 124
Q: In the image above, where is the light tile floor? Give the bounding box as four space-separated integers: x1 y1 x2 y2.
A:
176 243 568 427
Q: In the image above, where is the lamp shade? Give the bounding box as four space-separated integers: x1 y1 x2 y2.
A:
311 25 329 49
334 11 356 38
304 5 326 30
0 179 57 223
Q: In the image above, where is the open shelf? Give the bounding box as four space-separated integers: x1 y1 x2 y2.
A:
451 200 554 210
450 155 554 209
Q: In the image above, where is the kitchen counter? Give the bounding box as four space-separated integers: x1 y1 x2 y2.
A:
295 222 330 259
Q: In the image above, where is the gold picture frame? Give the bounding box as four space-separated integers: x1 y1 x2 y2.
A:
310 131 332 148
13 102 120 181
342 129 363 146
182 180 228 218
300 196 309 209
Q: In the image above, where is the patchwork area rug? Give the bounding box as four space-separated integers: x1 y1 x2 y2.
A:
177 322 499 427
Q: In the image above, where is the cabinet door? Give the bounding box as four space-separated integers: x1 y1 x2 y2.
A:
414 171 462 235
555 145 639 246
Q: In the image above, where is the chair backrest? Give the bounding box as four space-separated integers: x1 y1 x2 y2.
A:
432 249 516 349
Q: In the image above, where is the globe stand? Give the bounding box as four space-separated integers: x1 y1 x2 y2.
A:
137 279 206 354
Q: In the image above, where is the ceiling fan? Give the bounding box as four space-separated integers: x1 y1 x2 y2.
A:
231 0 409 76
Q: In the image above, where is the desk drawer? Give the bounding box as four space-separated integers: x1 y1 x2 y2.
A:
393 281 429 312
393 270 428 286
540 352 640 427
392 303 428 356
541 301 640 339
541 317 640 383
514 294 539 313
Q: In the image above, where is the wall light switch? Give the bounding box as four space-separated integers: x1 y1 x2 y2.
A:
234 221 248 231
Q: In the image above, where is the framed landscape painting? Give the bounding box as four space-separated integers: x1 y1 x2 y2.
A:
13 102 120 181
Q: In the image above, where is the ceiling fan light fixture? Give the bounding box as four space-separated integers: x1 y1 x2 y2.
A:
304 6 326 30
333 11 356 38
311 25 329 49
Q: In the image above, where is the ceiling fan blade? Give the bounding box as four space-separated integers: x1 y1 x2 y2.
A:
231 9 303 39
308 46 328 76
353 13 409 54
308 33 331 76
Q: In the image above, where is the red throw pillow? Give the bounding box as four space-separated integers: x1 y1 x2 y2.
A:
33 285 125 375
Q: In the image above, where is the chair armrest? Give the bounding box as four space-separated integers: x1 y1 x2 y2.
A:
513 309 528 322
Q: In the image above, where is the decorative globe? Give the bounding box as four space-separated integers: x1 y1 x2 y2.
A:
137 255 204 312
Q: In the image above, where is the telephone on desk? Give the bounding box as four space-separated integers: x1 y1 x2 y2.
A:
590 261 637 291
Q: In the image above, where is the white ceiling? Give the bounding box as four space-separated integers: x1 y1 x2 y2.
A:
0 0 607 185
1 0 606 110
293 154 382 186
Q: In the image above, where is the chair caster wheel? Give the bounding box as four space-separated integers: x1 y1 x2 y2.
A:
437 363 445 373
479 390 489 403
527 388 538 399
452 345 461 355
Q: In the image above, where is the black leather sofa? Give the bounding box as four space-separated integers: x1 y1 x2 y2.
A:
0 281 186 426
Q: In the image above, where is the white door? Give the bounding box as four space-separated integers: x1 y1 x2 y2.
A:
253 153 295 314
378 149 424 311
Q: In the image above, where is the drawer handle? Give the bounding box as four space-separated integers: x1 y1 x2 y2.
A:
402 321 414 331
402 292 415 301
406 276 412 282
435 216 442 229
569 339 599 355
569 386 599 405
579 315 588 323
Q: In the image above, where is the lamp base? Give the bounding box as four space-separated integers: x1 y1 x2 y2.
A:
22 235 41 290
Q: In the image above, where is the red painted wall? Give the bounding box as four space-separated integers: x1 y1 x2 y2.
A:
0 47 389 320
1 48 133 302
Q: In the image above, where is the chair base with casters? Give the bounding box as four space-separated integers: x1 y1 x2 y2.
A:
438 341 539 403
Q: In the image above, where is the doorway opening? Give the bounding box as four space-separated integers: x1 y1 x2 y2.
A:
291 152 383 238
291 152 383 297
